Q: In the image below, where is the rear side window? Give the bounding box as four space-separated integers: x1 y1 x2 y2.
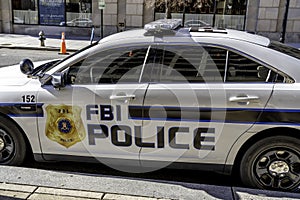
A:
147 45 226 83
269 41 300 60
146 44 284 83
226 51 277 82
226 51 285 83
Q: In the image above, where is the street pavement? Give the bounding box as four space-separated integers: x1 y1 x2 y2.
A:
0 33 91 52
0 33 300 199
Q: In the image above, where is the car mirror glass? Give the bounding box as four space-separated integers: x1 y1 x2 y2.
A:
20 59 34 75
51 72 66 89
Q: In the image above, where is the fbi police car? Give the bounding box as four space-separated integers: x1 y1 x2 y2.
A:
1 19 300 191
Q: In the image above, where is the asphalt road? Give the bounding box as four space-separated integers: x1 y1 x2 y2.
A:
0 48 67 67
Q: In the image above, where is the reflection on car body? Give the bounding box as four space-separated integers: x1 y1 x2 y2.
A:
1 19 300 192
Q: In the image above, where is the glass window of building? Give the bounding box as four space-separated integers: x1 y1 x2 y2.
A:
39 0 65 26
12 0 93 27
155 0 247 30
65 0 93 27
12 0 38 24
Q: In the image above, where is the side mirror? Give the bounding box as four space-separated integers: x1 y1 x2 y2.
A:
20 59 34 75
51 72 66 89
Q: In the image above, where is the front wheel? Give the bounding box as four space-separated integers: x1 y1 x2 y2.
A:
0 117 27 165
240 136 300 191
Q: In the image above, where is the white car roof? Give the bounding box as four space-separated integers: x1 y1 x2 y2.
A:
100 26 270 48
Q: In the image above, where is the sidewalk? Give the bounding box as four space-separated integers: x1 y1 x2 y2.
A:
1 165 300 200
0 33 91 52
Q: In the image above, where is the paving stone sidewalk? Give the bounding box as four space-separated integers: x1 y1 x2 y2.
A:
0 182 169 200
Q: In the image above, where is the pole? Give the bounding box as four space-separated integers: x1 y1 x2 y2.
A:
280 0 290 43
182 1 186 26
90 26 95 44
212 0 217 27
101 9 104 38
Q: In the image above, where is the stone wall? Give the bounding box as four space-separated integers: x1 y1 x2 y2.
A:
125 0 144 28
246 0 300 42
1 0 12 33
286 0 300 42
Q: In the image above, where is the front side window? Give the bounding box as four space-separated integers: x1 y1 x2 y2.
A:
13 0 38 24
67 46 150 85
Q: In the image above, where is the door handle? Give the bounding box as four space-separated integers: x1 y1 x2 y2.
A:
229 95 260 103
110 94 136 101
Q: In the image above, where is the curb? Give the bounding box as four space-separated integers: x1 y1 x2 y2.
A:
0 45 78 52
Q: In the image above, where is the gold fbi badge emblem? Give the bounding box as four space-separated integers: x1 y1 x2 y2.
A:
45 104 86 148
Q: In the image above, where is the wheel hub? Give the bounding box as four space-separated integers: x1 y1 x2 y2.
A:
0 137 4 151
269 160 290 176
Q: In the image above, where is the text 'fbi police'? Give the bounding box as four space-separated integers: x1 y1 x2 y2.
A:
86 105 215 150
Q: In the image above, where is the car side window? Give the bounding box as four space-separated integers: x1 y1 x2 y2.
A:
226 51 284 83
67 46 150 84
148 45 226 83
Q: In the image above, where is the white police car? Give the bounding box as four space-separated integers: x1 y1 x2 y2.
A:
1 19 300 191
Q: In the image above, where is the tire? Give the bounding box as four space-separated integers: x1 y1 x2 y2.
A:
240 136 300 191
0 116 27 165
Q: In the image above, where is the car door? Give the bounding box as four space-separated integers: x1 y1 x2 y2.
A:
37 45 151 170
138 44 275 170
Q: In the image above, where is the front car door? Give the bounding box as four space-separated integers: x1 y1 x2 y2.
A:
37 44 151 171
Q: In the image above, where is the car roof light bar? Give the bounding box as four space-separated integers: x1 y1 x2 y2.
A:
144 19 182 32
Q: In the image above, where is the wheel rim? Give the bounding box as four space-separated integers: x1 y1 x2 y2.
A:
254 148 300 190
0 129 15 163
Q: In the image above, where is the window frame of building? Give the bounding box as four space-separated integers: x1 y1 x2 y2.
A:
12 0 38 25
12 0 93 27
154 0 248 31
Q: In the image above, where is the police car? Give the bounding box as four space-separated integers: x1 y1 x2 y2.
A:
1 19 300 191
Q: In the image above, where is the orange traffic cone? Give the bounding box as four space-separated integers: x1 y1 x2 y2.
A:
59 32 69 55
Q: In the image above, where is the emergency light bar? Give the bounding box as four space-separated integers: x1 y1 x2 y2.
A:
144 19 182 32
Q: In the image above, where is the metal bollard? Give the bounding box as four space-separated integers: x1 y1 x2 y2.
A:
90 26 95 45
38 31 46 47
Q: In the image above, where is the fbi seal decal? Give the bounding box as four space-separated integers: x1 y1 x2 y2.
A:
45 104 86 148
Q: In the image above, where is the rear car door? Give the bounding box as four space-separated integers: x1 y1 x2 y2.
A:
138 43 275 170
37 44 151 170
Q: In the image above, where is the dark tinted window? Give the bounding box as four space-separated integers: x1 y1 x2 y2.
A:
67 46 149 84
269 41 300 60
148 45 226 83
226 51 284 83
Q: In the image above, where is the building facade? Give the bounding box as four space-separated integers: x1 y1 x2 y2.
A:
0 0 299 42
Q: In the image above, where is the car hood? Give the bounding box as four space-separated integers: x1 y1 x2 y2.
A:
0 60 55 86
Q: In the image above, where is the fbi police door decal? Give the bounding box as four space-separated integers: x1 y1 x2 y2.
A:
45 104 86 148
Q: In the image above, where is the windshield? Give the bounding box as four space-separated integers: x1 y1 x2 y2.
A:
269 41 300 60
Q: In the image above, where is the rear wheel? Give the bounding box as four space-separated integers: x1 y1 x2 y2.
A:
240 136 300 191
0 117 26 165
